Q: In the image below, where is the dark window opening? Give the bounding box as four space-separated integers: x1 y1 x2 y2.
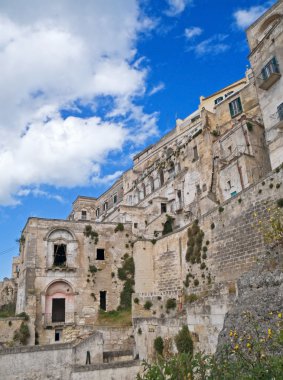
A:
100 291 106 311
196 184 201 194
214 96 223 105
54 244 67 266
96 248 105 260
161 203 167 213
81 210 87 220
96 208 100 218
134 223 138 228
177 190 182 199
193 146 199 161
113 194 118 204
103 202 108 211
228 146 232 154
227 180 232 189
52 298 65 323
225 91 234 98
159 170 164 186
55 329 62 342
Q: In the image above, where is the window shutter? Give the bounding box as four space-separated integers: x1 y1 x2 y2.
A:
278 103 283 121
229 102 234 117
237 98 243 113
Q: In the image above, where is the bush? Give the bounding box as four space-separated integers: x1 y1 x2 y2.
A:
218 206 224 213
84 225 99 244
144 301 153 310
114 223 124 233
16 312 29 321
0 303 16 318
162 215 174 236
13 322 30 345
186 294 198 304
154 336 164 356
134 297 139 304
166 298 176 311
175 326 193 354
277 198 283 208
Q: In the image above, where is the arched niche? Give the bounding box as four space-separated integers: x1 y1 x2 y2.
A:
148 176 154 194
44 280 75 324
259 13 282 35
45 228 78 269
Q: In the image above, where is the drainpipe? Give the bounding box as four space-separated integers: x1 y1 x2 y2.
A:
237 159 244 190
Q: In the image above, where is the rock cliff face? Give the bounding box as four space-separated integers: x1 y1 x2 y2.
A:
217 249 283 354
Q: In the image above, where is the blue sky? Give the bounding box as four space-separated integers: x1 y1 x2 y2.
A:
0 0 275 279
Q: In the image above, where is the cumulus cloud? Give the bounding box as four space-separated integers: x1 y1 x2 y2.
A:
165 0 192 17
188 34 230 56
184 26 203 39
233 5 268 29
0 0 158 205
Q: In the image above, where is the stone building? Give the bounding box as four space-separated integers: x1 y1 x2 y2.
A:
0 1 283 379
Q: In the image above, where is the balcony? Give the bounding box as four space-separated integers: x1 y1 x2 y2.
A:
44 312 75 327
258 59 281 90
270 109 283 130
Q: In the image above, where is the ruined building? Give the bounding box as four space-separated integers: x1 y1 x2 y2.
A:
0 1 283 379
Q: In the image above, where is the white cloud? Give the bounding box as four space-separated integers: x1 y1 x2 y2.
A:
188 34 230 56
0 0 158 205
185 26 203 39
148 83 165 96
17 188 65 203
165 0 192 17
233 6 268 29
92 171 124 185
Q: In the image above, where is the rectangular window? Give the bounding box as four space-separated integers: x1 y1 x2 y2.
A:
229 98 243 118
161 203 167 213
193 146 199 161
261 57 279 80
278 103 283 121
55 329 62 342
81 210 87 220
96 248 105 260
134 223 138 228
113 194 118 204
54 244 67 266
96 208 100 218
100 291 107 311
196 184 201 194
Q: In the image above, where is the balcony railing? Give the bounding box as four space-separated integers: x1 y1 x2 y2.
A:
44 312 75 326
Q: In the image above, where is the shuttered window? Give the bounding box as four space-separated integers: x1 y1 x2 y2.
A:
229 97 243 118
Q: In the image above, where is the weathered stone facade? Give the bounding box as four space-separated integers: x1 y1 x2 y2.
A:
0 2 283 379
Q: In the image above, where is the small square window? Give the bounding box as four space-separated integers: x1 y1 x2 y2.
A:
81 210 87 220
229 98 243 118
96 248 105 260
134 223 138 228
55 329 62 342
161 203 167 213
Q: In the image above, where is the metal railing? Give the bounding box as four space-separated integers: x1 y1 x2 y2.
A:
44 312 75 326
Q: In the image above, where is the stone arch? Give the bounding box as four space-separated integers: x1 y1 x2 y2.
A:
44 280 75 325
168 160 175 179
159 169 165 187
141 183 146 199
45 228 78 269
148 176 154 194
259 13 282 35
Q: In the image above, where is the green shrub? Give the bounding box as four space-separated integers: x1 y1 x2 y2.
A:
84 225 99 244
175 326 193 354
154 336 164 356
144 301 153 310
13 322 30 345
134 297 139 304
277 198 283 208
246 121 253 131
193 279 199 287
0 303 16 318
218 206 224 213
186 294 198 304
114 223 124 233
16 312 29 321
166 298 176 311
89 265 97 273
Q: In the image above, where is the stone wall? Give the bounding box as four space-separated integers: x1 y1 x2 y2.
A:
94 326 134 352
0 317 25 348
0 279 17 308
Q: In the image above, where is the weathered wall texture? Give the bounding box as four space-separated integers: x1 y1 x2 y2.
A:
0 279 17 308
0 317 25 348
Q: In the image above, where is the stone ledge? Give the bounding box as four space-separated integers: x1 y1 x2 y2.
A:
73 359 140 372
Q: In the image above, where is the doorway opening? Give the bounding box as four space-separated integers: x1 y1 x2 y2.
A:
100 291 107 311
52 298 65 323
